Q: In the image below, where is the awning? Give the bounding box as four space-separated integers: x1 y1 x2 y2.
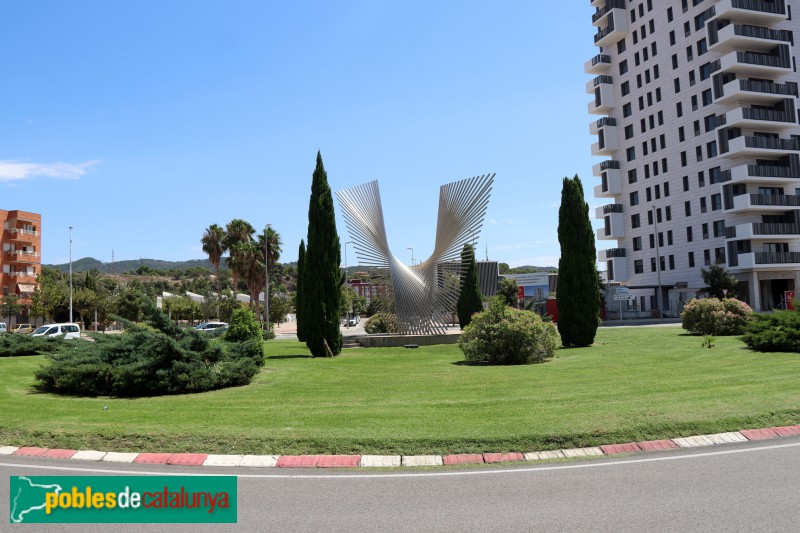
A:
17 284 36 293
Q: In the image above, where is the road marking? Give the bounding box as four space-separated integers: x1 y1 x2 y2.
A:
2 440 800 480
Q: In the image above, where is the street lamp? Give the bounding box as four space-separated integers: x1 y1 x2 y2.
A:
344 241 353 328
407 247 414 266
652 207 663 319
68 226 73 323
264 224 271 330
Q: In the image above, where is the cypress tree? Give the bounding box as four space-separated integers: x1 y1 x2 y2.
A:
557 175 600 347
457 244 483 329
302 152 343 356
296 239 307 342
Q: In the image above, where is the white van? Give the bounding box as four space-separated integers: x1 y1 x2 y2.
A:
31 323 81 340
0 323 6 334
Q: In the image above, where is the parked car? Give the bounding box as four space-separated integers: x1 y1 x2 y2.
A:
347 315 360 326
194 322 228 332
13 324 34 334
31 323 81 339
0 323 6 334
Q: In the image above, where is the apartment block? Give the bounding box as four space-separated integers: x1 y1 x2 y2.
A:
0 210 41 313
588 0 800 313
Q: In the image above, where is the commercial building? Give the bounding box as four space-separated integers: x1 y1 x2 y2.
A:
589 0 800 313
0 210 41 320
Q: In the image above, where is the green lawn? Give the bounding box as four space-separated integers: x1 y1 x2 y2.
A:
2 326 800 455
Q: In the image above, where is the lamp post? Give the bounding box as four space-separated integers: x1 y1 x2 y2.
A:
344 241 353 328
68 226 73 323
407 247 414 266
264 224 270 330
652 207 663 319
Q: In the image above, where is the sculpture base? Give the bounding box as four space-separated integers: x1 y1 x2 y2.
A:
356 333 461 348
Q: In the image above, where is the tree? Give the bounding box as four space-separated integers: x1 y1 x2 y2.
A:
223 219 255 298
296 240 307 341
300 152 342 356
497 277 519 307
498 262 511 274
230 240 265 313
557 175 599 347
457 244 483 328
700 261 739 299
202 224 227 294
269 292 292 325
0 295 23 326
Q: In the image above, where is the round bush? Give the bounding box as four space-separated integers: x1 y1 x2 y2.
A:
458 297 559 365
364 312 397 334
225 307 263 343
680 297 752 336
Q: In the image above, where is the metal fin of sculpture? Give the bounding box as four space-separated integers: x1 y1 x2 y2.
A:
336 174 494 335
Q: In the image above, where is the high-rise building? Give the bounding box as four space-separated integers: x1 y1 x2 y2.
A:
588 0 800 313
0 210 41 320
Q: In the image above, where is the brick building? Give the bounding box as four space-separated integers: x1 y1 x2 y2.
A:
0 210 41 320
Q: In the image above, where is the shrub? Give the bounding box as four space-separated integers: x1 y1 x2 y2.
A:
741 311 800 352
459 297 559 365
680 297 752 336
364 313 398 334
35 307 266 397
225 307 263 343
0 335 64 357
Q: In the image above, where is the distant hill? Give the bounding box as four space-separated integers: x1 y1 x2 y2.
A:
503 265 558 274
46 257 218 274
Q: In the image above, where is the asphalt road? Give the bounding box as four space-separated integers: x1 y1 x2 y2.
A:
2 437 800 532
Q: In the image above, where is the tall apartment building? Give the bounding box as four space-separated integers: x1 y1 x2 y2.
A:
0 210 41 318
588 0 800 313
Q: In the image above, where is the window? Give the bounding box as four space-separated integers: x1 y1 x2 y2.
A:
627 147 636 162
662 158 668 172
689 70 696 86
628 168 637 183
691 94 698 111
685 201 691 216
631 213 641 228
651 42 657 56
702 89 713 106
684 21 691 38
644 165 651 179
625 124 634 139
715 247 726 263
653 161 659 176
654 65 660 79
700 61 715 80
686 45 693 62
674 78 681 93
617 39 627 54
687 227 694 242
713 220 725 237
660 256 666 271
642 141 648 156
709 166 722 184
643 47 649 62
637 73 643 88
633 30 639 45
711 193 722 211
633 236 643 251
655 87 661 102
647 92 653 106
630 191 639 206
650 234 655 249
667 230 674 246
702 223 709 239
667 7 673 22
649 19 655 33
621 81 630 96
707 141 717 158
683 176 689 191
676 102 683 117
672 53 678 69
700 197 707 213
641 118 647 133
651 257 657 272
655 184 661 200
649 115 655 129
694 120 701 136
698 171 705 187
666 206 672 221
704 249 711 266
697 38 707 56
658 111 664 125
648 210 653 225
650 138 656 153
619 60 628 75
623 103 632 117
670 30 677 46
634 259 644 274
679 127 685 142
669 255 675 270
646 187 652 202
688 251 695 267
638 95 645 110
631 8 637 23
656 208 662 224
635 52 641 66
658 134 666 150
681 151 687 167
704 114 716 132
696 146 703 162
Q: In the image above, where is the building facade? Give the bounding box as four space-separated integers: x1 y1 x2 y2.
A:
0 210 41 319
589 0 800 313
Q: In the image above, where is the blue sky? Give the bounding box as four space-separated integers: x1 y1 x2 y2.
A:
1 1 601 268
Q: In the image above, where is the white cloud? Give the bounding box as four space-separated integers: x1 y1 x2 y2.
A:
0 160 98 183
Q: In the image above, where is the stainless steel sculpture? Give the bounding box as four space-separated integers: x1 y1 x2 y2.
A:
336 174 494 335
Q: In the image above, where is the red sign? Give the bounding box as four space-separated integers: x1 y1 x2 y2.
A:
786 291 795 310
517 286 525 300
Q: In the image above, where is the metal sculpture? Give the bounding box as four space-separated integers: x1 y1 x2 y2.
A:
336 174 494 335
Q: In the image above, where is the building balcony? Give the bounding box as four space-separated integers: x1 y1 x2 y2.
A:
599 249 628 282
727 222 800 240
723 162 800 184
716 79 798 105
593 11 628 47
595 203 624 219
709 22 793 53
587 83 615 115
592 159 620 177
711 0 788 25
590 0 605 7
593 168 622 198
3 251 40 263
589 116 616 135
729 193 800 212
591 132 618 156
723 106 796 131
733 251 800 270
592 0 625 26
721 136 800 159
596 212 624 240
584 54 612 75
1 272 37 283
585 75 613 94
719 48 792 76
599 248 626 261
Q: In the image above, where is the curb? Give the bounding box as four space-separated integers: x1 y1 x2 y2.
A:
3 425 800 469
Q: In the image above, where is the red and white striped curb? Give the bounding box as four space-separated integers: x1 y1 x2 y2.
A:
3 425 800 468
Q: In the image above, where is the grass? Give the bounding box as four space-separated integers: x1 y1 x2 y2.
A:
2 326 800 455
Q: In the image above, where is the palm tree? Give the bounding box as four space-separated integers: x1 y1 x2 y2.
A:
201 224 227 294
230 240 265 313
223 219 255 300
258 227 283 273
